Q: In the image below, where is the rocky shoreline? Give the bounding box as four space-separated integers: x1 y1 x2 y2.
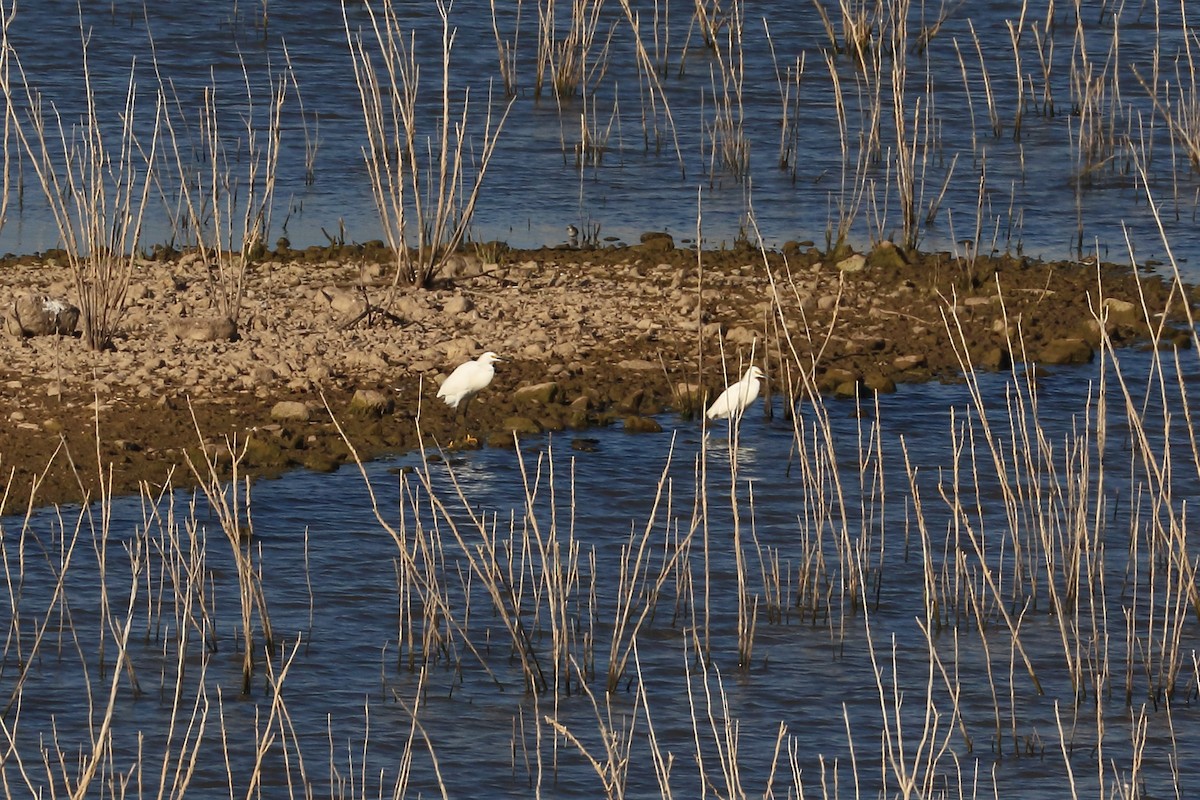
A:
0 239 1190 508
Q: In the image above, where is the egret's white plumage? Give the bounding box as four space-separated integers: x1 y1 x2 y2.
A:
438 351 502 409
706 365 765 420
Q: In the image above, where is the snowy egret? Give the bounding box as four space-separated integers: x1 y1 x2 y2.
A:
438 351 503 445
438 351 502 408
706 365 765 421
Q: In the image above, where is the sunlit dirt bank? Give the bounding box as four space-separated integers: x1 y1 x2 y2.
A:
0 239 1190 507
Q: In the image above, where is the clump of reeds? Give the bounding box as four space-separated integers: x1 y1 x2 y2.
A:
1 12 160 350
343 0 513 291
156 52 290 328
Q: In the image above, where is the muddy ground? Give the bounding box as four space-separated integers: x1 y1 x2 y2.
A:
0 237 1191 509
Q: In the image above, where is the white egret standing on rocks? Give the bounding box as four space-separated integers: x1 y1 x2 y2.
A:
438 351 503 445
706 365 765 421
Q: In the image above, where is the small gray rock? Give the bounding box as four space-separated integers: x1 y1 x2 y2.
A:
836 253 867 273
9 294 79 337
350 388 394 417
168 316 237 342
271 400 311 422
514 381 560 406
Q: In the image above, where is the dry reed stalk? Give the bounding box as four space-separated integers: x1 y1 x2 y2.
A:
489 0 523 96
67 526 143 799
615 0 684 170
513 444 591 694
183 407 273 695
862 617 958 798
241 637 305 798
156 52 289 327
1 17 161 350
702 0 749 180
632 643 675 798
343 0 514 291
1005 0 1030 138
884 0 944 250
967 19 1002 138
683 0 728 52
821 47 880 254
683 635 741 797
605 435 700 691
573 90 621 167
763 19 801 173
544 657 633 799
541 0 614 98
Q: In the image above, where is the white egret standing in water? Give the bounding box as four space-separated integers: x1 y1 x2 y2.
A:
706 365 765 421
438 351 502 444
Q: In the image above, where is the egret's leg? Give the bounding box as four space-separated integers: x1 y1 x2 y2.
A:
461 394 479 446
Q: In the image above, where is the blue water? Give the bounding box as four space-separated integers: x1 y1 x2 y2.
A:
4 345 1200 797
1 1 1199 277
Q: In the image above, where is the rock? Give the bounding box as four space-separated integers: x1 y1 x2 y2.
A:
514 381 560 406
1040 338 1093 365
639 231 674 251
836 253 867 273
243 436 283 467
976 346 1012 370
867 241 908 270
725 325 759 345
616 359 659 371
349 389 394 417
674 382 705 415
302 453 342 473
344 351 390 372
249 365 278 386
321 286 366 316
443 294 473 315
442 254 485 279
500 416 542 436
863 372 896 393
1103 297 1141 326
893 354 927 370
168 316 237 342
818 368 859 395
271 400 311 422
616 387 645 413
8 294 79 337
623 416 663 433
834 380 860 398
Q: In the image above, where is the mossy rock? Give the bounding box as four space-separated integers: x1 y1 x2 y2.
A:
350 389 395 417
866 242 908 271
623 416 663 434
501 416 543 436
817 368 859 395
638 231 675 251
244 436 284 468
1039 338 1093 365
974 346 1012 371
616 387 645 413
863 372 896 394
302 453 342 473
514 381 560 406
